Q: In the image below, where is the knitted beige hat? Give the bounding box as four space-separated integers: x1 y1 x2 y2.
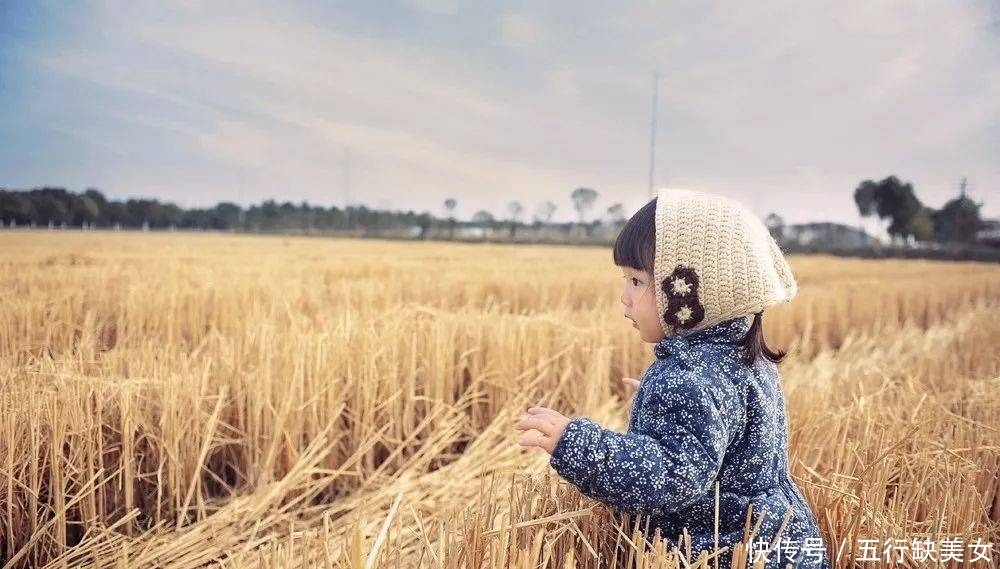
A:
653 187 797 338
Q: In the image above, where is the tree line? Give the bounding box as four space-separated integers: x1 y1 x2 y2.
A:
0 186 624 238
0 178 989 247
0 187 424 232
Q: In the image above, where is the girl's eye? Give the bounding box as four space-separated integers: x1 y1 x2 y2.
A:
631 277 640 286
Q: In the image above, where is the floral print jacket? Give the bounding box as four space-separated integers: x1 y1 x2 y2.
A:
549 316 830 569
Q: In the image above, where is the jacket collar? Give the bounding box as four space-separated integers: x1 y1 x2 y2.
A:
653 315 753 360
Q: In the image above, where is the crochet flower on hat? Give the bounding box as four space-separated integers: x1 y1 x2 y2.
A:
661 264 705 332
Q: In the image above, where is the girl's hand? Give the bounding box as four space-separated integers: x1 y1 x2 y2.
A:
515 406 571 455
621 377 640 403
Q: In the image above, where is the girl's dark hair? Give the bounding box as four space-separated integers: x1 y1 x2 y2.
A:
612 198 656 274
612 197 788 367
736 311 787 367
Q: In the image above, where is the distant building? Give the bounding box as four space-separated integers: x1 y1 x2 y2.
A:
457 226 486 238
782 222 876 249
976 219 1000 247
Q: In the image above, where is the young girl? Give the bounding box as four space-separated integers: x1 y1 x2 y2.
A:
515 188 830 569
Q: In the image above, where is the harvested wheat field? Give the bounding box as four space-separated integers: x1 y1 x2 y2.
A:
1 231 998 568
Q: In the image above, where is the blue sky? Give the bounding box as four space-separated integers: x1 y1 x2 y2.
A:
1 0 997 225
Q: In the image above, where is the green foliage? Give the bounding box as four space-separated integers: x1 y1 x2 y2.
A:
854 176 986 245
907 206 935 242
0 187 430 232
934 195 984 244
472 210 495 226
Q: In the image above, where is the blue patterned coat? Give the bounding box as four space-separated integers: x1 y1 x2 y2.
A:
549 316 830 569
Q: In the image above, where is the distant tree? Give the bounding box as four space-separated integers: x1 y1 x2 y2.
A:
69 194 99 226
533 201 556 226
443 198 457 239
83 187 108 225
353 204 374 233
472 210 496 239
507 201 523 222
764 213 785 241
0 190 34 225
506 201 523 240
417 212 432 239
607 203 626 224
571 187 599 237
570 188 598 223
212 202 243 230
161 203 184 228
259 199 280 229
472 210 495 226
33 188 71 225
853 176 923 245
908 206 936 243
853 180 877 217
105 201 132 226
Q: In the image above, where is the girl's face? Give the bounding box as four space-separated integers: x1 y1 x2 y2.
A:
619 266 665 343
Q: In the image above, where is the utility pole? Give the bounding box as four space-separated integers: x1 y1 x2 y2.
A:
343 146 352 229
648 71 661 199
237 169 246 230
343 147 352 208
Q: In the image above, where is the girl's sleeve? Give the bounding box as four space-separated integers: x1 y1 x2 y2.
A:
548 369 741 516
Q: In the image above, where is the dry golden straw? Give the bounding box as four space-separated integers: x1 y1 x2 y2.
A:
0 232 997 568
